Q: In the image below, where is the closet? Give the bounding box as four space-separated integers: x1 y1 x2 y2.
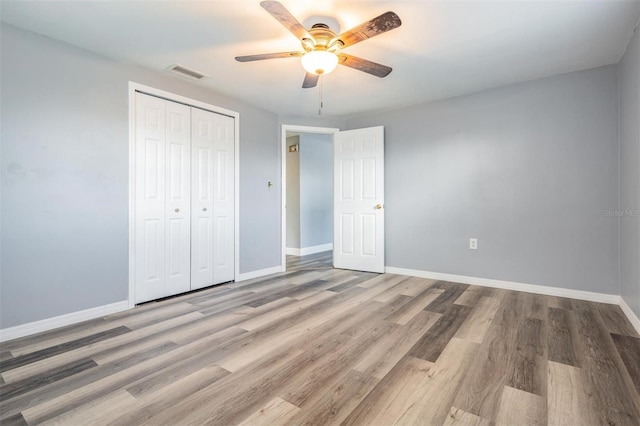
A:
133 91 234 304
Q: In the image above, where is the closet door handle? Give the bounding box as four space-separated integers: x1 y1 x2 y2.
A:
174 208 180 213
203 208 207 212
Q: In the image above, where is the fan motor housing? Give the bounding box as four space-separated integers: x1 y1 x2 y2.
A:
306 23 342 52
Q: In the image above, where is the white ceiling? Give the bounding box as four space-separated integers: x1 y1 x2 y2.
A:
2 0 639 118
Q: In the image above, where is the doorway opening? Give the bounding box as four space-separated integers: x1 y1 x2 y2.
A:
281 125 338 271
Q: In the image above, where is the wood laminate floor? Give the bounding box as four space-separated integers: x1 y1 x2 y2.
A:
1 252 639 425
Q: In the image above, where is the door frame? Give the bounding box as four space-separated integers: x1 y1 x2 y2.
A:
128 82 240 308
280 125 339 271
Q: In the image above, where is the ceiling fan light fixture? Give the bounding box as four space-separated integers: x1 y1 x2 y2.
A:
301 50 338 75
237 2 402 88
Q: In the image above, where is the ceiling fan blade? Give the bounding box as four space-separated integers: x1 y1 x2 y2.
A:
260 1 311 41
235 51 303 62
302 72 320 88
336 11 401 48
338 54 392 78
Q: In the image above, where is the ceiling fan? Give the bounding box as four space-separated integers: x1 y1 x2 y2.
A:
235 1 402 89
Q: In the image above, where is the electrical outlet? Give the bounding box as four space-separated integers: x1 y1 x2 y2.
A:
469 238 478 250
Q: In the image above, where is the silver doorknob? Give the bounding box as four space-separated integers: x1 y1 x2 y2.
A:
174 208 180 213
203 208 207 212
375 203 383 210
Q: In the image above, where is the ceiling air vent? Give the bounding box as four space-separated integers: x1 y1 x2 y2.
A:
166 64 208 80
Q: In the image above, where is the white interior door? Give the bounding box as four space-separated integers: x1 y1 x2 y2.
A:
191 108 235 289
190 107 215 290
134 92 191 303
134 89 236 303
212 113 235 284
333 126 385 273
165 100 192 295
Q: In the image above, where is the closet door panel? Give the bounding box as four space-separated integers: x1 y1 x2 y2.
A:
213 114 235 284
191 108 215 290
135 92 235 303
165 101 191 295
135 93 167 303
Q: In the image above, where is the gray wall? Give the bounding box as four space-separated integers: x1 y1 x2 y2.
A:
1 21 634 330
619 26 640 318
347 66 620 294
0 23 280 328
299 134 333 248
286 136 301 249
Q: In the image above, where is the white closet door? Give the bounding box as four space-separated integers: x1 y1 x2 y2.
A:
135 91 235 302
212 113 235 284
164 100 192 295
134 92 191 303
135 93 165 303
191 108 235 288
190 108 216 290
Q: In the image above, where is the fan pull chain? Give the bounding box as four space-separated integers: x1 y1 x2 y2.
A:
318 76 323 116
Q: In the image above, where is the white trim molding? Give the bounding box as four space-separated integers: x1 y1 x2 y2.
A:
236 266 283 282
619 297 640 335
385 267 621 304
286 244 333 257
0 301 129 343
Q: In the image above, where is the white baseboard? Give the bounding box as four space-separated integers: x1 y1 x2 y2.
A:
619 297 640 335
286 243 333 257
384 267 621 305
4 268 636 343
236 265 283 282
1 264 287 341
0 300 129 343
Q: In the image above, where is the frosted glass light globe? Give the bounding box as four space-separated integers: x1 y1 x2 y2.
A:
301 51 339 75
